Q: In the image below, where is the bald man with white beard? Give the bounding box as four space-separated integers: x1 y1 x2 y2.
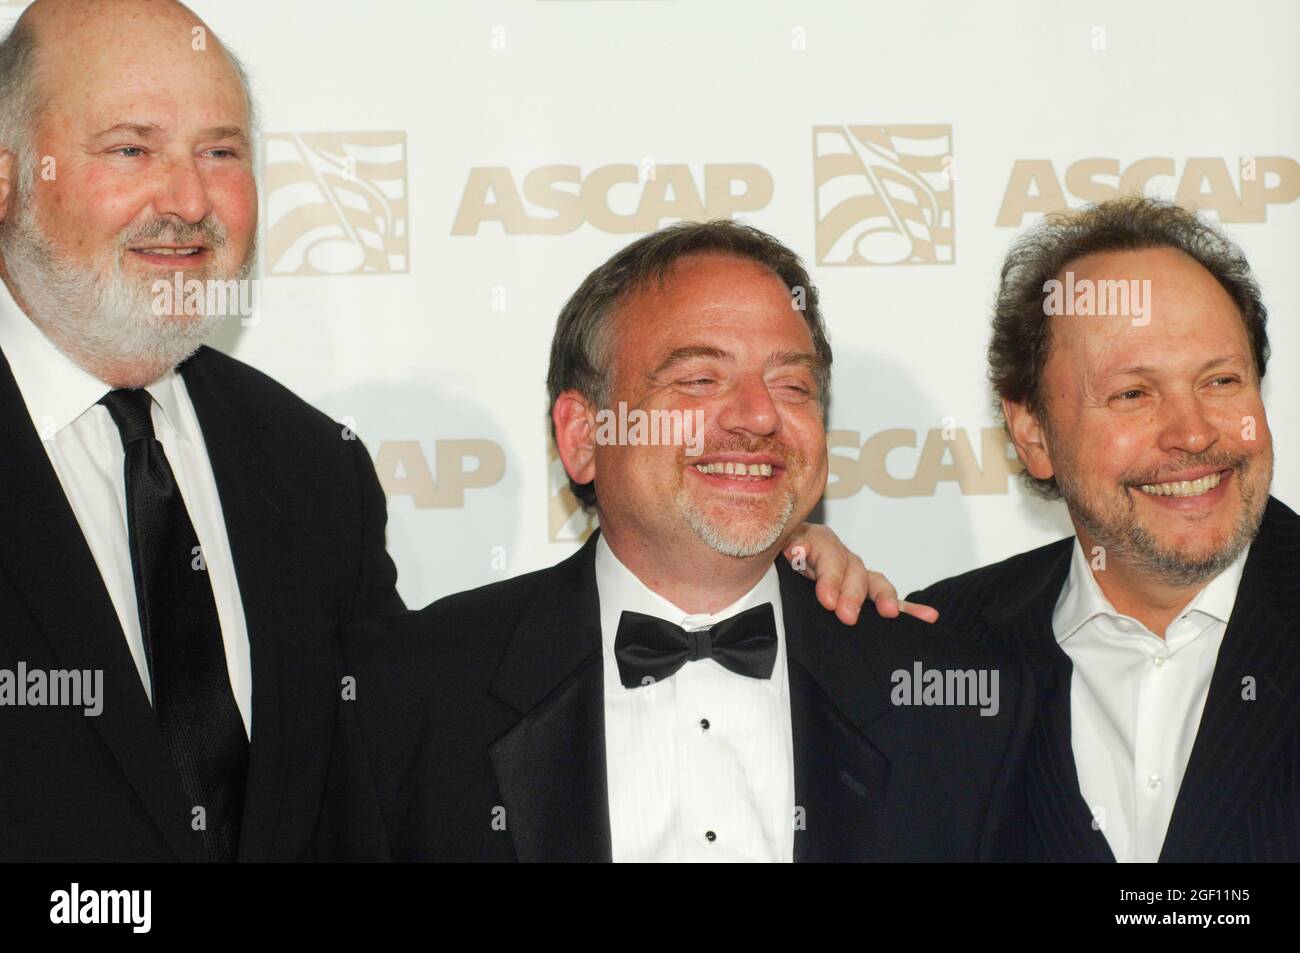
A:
0 0 408 863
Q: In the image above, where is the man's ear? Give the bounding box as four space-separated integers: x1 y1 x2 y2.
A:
0 150 13 224
1003 396 1055 482
553 390 599 490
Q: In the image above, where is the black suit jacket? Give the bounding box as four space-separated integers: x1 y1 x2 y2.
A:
909 496 1300 862
0 344 402 861
318 532 1037 861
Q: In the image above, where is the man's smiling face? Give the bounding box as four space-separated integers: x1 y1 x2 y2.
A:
1028 246 1273 583
592 253 829 562
0 0 257 386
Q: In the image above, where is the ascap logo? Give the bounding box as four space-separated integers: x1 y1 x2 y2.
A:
826 427 1021 498
549 436 598 542
813 124 954 266
263 131 409 275
451 163 772 236
996 156 1300 227
375 439 504 508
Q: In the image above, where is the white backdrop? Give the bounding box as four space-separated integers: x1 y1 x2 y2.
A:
10 0 1294 607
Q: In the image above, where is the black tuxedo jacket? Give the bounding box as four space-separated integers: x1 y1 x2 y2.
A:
0 344 402 861
909 496 1300 862
318 532 1037 861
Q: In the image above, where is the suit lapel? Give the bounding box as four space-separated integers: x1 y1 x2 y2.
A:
487 534 612 862
0 347 205 860
779 562 891 862
1159 497 1300 861
180 349 302 862
981 539 1115 862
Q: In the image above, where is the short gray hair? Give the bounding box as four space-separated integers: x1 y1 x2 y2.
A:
223 44 259 147
0 18 45 215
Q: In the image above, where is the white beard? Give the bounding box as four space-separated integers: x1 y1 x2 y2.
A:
674 485 796 558
0 198 252 387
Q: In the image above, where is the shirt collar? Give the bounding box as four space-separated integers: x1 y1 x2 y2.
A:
1052 535 1250 644
0 276 189 443
594 532 782 647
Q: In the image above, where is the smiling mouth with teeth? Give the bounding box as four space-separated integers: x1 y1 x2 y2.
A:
1136 471 1225 498
133 247 203 256
694 462 774 479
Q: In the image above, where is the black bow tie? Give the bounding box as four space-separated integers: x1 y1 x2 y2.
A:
614 602 778 689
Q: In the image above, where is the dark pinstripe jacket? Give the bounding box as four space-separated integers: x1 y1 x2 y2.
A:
910 496 1300 862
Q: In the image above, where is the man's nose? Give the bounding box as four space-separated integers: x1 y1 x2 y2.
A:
715 374 780 436
153 154 213 225
1157 390 1221 456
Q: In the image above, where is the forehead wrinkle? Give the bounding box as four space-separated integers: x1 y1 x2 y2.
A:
88 121 163 140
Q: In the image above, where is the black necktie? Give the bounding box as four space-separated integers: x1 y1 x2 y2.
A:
100 388 248 863
613 602 778 689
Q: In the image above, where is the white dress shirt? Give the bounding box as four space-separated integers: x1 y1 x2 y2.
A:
1052 538 1247 862
595 534 796 862
0 280 252 733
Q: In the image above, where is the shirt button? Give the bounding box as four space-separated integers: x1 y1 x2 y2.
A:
1153 656 1167 668
700 718 710 731
705 830 717 843
1147 772 1161 790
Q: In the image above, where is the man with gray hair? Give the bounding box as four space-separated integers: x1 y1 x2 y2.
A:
911 196 1298 861
0 0 893 863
